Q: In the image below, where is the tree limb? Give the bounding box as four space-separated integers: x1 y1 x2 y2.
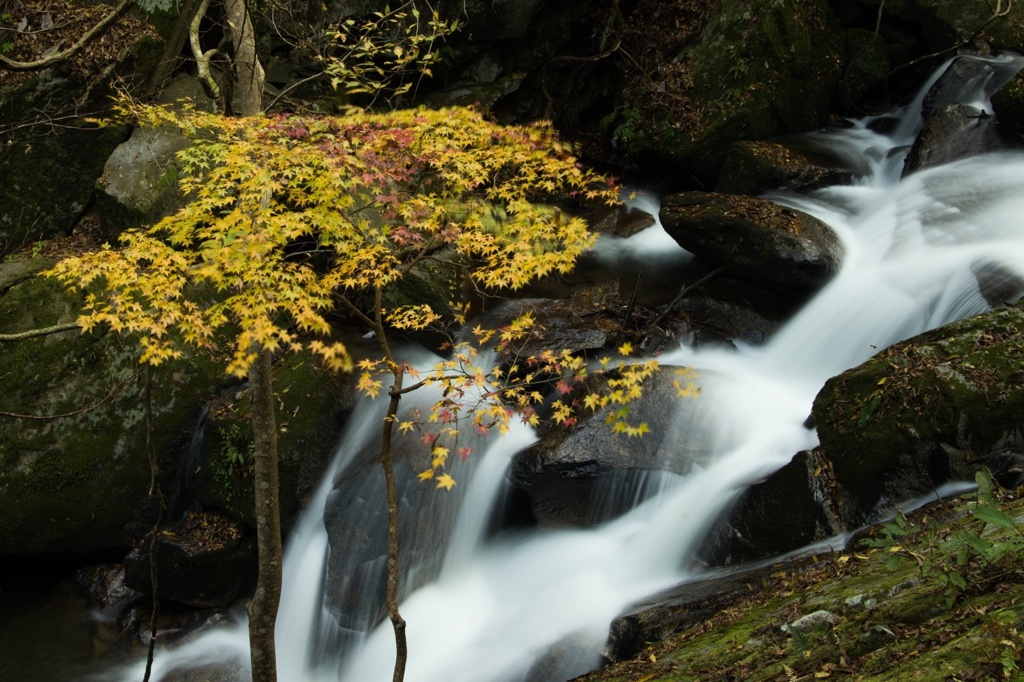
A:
0 0 139 72
0 321 80 342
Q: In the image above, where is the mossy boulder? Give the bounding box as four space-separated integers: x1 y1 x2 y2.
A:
716 140 856 196
614 0 843 182
0 8 162 257
868 0 1024 54
0 260 225 555
812 303 1024 525
191 349 356 531
660 192 845 297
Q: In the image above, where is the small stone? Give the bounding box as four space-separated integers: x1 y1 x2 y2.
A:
782 609 839 634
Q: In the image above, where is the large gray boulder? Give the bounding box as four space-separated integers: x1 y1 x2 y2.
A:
660 192 845 297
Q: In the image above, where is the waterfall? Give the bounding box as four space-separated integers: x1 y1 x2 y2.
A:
106 54 1024 682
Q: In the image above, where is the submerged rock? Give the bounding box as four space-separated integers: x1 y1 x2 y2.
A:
903 103 1019 175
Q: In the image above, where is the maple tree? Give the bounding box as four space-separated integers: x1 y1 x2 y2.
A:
46 96 631 681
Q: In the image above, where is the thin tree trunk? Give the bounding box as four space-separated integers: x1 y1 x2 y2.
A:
223 0 265 116
248 346 282 682
372 285 408 682
382 367 408 682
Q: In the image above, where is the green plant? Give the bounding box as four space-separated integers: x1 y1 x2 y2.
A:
218 422 253 478
865 470 1024 601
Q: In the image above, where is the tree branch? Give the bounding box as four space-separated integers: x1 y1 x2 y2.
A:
0 0 139 72
0 321 80 342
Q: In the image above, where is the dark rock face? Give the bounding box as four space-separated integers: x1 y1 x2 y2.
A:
508 366 708 527
0 9 161 257
660 192 845 297
903 103 1019 175
191 349 356 533
699 450 843 566
613 0 844 181
322 423 468 634
717 140 855 196
0 260 226 555
678 272 804 346
812 303 1024 526
123 512 256 608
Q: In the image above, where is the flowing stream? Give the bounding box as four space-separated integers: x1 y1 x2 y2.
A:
109 54 1024 682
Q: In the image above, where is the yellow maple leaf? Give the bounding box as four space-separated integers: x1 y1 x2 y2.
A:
435 473 456 491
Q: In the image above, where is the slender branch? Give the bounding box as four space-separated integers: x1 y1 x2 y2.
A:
264 71 323 111
0 321 80 342
397 234 444 277
652 267 724 329
337 293 377 329
142 364 164 682
0 0 139 72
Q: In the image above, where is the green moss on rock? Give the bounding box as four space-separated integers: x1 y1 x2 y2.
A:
0 262 226 555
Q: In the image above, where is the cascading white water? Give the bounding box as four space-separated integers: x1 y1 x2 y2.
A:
108 54 1024 682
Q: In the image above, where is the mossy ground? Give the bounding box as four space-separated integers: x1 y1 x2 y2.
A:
578 492 1024 682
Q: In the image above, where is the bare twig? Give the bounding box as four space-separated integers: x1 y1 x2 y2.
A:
0 365 142 420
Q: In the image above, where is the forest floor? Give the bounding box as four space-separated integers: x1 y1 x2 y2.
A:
577 479 1024 682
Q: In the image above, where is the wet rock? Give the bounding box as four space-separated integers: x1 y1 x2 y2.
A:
508 366 708 527
322 417 477 633
717 140 855 196
972 260 1024 307
676 273 801 346
812 303 1024 526
605 563 773 663
588 204 657 239
660 192 845 297
903 103 1019 175
123 511 256 608
191 349 357 533
700 450 844 566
